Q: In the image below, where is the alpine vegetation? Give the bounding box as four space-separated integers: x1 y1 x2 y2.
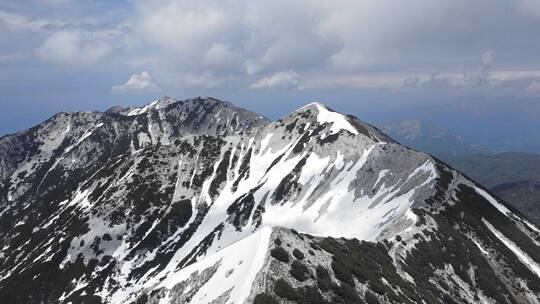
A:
0 97 539 303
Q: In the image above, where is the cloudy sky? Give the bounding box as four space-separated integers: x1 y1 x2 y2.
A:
2 0 540 149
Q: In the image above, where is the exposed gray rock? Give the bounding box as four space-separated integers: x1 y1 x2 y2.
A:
0 97 538 304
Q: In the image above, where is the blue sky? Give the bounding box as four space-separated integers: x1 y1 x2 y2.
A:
2 0 540 151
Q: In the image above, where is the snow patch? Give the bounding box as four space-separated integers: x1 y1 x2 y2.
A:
474 186 511 217
472 239 489 255
156 227 272 304
483 219 540 278
295 102 359 135
125 98 174 116
313 103 359 135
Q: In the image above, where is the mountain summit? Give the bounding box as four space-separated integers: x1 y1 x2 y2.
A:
0 97 539 304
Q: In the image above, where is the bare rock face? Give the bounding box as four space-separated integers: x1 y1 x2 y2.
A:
0 97 539 304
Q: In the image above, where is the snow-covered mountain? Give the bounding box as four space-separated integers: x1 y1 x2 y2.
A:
1 97 539 304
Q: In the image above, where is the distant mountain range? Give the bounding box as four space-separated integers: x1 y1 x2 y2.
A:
444 153 540 226
491 177 540 225
1 97 539 303
377 118 489 157
375 118 540 226
443 152 540 188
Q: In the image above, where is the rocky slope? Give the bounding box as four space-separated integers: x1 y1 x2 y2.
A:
444 152 540 226
376 120 540 228
491 177 540 226
0 97 539 304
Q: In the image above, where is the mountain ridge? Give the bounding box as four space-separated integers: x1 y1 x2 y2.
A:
0 97 539 304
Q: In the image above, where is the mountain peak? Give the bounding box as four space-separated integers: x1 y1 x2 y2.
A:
295 101 327 111
289 101 392 143
2 97 539 303
123 96 177 116
293 101 361 136
105 96 177 116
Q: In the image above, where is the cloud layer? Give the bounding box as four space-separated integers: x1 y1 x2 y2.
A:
112 71 159 93
3 0 540 96
36 30 112 66
251 71 300 90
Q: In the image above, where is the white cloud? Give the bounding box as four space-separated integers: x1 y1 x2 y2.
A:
4 0 540 96
135 3 233 66
125 0 540 92
112 71 160 93
203 43 235 68
36 30 112 66
251 70 300 89
527 81 540 91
